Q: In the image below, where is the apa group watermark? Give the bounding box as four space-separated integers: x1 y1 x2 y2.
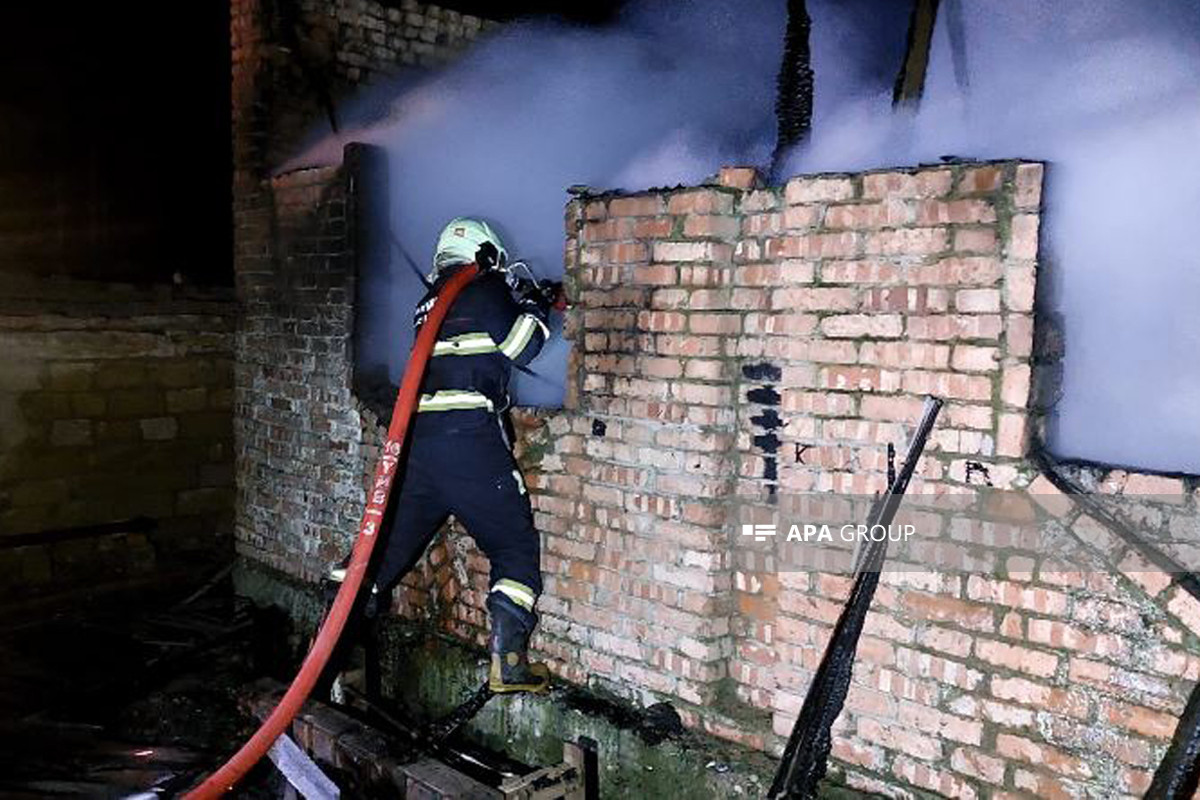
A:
740 523 917 544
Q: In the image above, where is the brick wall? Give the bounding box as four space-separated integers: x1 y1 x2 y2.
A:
232 0 496 194
234 156 1200 797
227 8 1200 792
0 276 235 598
231 0 496 582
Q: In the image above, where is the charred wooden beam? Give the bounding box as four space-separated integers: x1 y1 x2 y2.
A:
769 398 943 799
893 0 942 108
769 0 815 178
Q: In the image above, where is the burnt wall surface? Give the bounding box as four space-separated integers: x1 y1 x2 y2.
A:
234 160 1200 799
0 277 235 599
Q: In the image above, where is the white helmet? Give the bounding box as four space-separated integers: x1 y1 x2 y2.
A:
433 217 508 278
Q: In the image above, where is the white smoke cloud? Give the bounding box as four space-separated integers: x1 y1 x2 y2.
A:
290 0 1200 474
788 0 1200 475
287 1 785 407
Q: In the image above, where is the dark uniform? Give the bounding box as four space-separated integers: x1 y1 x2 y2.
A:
373 268 548 601
373 264 552 691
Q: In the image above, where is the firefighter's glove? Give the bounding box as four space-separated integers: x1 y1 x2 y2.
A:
515 280 553 325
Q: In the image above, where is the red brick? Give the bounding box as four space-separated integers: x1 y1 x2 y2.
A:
955 288 1001 313
831 737 885 770
1005 264 1036 312
584 200 607 220
997 413 1025 457
918 198 997 225
631 264 677 285
652 241 732 263
636 310 686 332
766 232 859 259
967 576 1067 614
865 227 949 256
894 646 985 690
717 166 759 189
633 216 674 238
1103 701 1178 740
609 195 665 217
734 264 782 285
958 166 1004 194
641 357 683 379
954 227 998 254
862 169 952 199
1015 162 1044 209
782 390 857 416
861 286 930 313
820 366 900 392
902 370 993 402
920 625 974 658
742 213 782 236
824 201 912 229
975 639 1059 678
951 345 999 372
684 214 740 238
909 256 1003 285
748 313 818 337
900 591 994 632
742 189 779 213
609 242 649 264
892 756 978 799
1008 214 1040 259
666 189 734 215
785 176 855 204
860 341 949 370
991 679 1090 719
772 287 858 311
583 218 635 241
1001 365 1030 407
820 314 903 339
689 313 741 335
782 205 819 229
907 314 1003 342
652 334 722 358
858 718 941 761
899 700 984 745
996 734 1092 779
821 259 901 284
951 747 1005 784
731 288 767 309
788 340 859 364
1006 314 1035 357
733 239 761 262
1122 474 1185 500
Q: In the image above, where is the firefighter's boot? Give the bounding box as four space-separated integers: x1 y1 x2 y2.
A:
487 592 550 694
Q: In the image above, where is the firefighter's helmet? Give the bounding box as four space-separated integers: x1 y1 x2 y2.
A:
433 217 508 278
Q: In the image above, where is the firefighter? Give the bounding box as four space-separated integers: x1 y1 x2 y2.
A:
330 217 552 694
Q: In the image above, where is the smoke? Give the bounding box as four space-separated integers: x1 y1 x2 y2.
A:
290 0 1200 475
287 0 787 407
786 0 1200 475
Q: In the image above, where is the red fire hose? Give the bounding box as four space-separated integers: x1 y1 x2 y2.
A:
185 264 480 798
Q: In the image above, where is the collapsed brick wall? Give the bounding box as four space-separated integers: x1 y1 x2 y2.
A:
0 277 235 598
235 158 1200 798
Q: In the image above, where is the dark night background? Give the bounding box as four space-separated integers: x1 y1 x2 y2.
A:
0 4 233 285
0 2 624 287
